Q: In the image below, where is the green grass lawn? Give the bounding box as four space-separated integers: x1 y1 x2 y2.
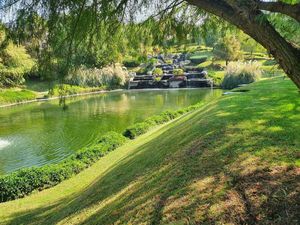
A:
0 89 37 105
0 77 299 225
0 81 107 106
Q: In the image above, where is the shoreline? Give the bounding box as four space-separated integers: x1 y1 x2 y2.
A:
0 87 219 108
0 89 124 108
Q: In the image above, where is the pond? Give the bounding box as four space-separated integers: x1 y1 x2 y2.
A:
0 88 222 175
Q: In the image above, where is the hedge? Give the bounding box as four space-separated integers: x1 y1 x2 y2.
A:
123 58 140 67
123 102 205 139
0 132 126 202
0 100 207 203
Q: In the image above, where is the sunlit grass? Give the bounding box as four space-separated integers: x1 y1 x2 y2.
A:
0 77 299 225
0 89 36 104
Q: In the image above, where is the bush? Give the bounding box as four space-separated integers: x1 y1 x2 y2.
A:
0 42 36 87
48 84 104 97
123 111 179 139
165 59 173 64
208 71 225 87
222 61 261 89
0 132 126 202
153 68 163 76
149 58 158 65
173 69 184 76
123 102 205 139
66 64 128 88
123 58 140 67
213 35 242 64
0 69 26 87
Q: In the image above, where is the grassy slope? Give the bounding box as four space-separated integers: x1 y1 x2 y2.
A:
0 77 299 225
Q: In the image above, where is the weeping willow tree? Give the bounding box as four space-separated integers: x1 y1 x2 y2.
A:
0 0 299 88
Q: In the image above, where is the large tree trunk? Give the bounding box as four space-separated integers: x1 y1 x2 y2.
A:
187 0 300 89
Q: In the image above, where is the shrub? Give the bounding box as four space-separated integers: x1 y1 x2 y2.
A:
123 111 179 139
123 122 153 139
0 69 26 87
0 132 126 202
208 71 225 87
66 64 128 88
0 42 36 87
2 42 36 70
48 84 104 97
123 103 205 140
153 68 163 76
206 63 225 71
123 58 140 67
165 59 173 64
222 61 261 89
173 69 184 76
213 35 242 64
149 58 158 65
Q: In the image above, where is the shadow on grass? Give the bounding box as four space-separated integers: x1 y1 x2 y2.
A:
6 78 300 225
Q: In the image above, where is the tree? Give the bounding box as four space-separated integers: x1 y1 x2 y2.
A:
213 35 242 65
186 0 300 88
241 36 265 59
1 0 299 88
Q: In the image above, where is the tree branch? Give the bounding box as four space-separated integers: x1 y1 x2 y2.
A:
186 0 300 89
256 1 300 23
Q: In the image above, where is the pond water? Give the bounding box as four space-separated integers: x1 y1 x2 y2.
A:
0 89 222 175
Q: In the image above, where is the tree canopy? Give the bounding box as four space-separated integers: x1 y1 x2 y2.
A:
0 0 299 87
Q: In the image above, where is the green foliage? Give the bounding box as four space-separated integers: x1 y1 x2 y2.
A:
12 10 47 58
123 58 140 68
123 102 205 139
0 77 299 224
222 61 262 89
0 31 36 87
207 71 225 87
65 65 128 88
153 68 163 76
213 35 242 63
165 59 173 64
0 95 209 202
0 69 26 87
0 132 126 202
173 69 184 76
263 59 277 66
48 84 102 97
268 13 300 46
240 35 266 57
0 89 36 104
189 56 207 64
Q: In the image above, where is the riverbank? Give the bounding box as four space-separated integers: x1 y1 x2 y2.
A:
0 77 299 224
0 61 280 108
0 80 127 108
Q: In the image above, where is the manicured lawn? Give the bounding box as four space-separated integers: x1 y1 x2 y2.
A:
0 81 107 106
0 89 37 105
0 77 299 225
